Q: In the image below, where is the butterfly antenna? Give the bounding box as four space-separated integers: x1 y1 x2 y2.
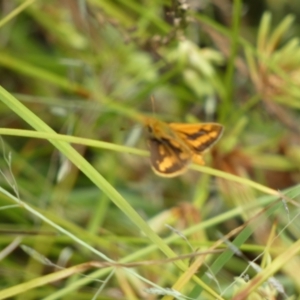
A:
150 95 157 118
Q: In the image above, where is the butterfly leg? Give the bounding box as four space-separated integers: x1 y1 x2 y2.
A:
192 154 205 165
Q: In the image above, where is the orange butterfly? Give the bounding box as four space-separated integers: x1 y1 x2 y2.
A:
145 118 223 177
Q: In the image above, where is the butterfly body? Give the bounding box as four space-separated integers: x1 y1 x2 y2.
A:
146 118 223 177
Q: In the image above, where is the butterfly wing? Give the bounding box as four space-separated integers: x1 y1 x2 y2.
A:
147 136 191 177
169 123 224 153
145 119 223 177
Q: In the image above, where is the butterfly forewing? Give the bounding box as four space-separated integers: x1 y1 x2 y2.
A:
169 123 224 153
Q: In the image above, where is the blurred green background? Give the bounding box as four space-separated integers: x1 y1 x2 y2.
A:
0 1 300 299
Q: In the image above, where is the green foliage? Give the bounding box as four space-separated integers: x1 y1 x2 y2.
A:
0 1 300 299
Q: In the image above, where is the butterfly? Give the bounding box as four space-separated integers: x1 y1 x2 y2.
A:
145 118 224 177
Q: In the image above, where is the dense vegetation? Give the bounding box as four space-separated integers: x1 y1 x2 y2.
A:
0 1 300 299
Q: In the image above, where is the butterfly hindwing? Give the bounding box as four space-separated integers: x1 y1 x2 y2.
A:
147 136 191 177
